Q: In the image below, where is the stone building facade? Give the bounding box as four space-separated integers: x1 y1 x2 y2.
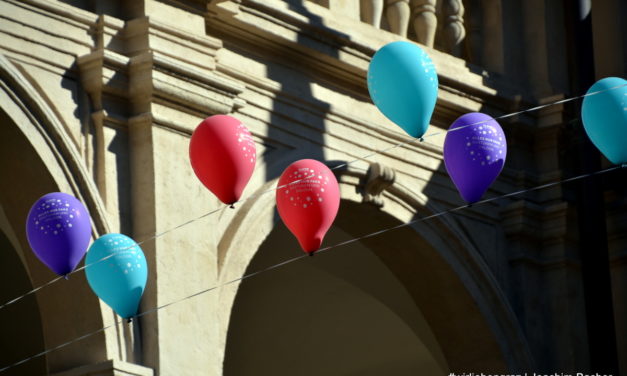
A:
0 0 625 375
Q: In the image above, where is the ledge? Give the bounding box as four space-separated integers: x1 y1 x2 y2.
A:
51 359 153 376
207 0 527 115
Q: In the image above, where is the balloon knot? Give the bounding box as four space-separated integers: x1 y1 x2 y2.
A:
308 251 316 257
229 204 235 209
63 274 69 280
419 137 425 142
127 317 133 324
467 203 473 208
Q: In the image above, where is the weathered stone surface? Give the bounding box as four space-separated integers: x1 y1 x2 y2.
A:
0 0 625 375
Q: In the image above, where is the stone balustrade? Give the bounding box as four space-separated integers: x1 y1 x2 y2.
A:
360 0 465 57
305 0 505 73
305 0 470 59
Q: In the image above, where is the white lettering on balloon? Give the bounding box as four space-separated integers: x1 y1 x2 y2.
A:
237 123 256 165
103 235 143 275
464 124 505 166
284 167 328 209
33 198 78 236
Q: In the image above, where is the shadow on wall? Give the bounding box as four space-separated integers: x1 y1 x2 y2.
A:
223 196 524 374
0 109 68 374
264 0 350 228
57 0 135 20
61 61 133 236
223 202 450 376
0 229 46 376
419 115 512 287
264 0 347 180
420 0 555 302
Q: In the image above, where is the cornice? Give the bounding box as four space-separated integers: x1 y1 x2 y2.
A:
207 0 528 116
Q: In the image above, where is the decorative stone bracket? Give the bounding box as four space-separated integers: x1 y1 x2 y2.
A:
362 162 396 208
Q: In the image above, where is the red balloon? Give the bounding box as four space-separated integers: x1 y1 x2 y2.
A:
189 115 256 205
276 159 340 254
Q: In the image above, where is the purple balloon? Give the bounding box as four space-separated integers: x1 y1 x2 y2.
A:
26 192 92 276
443 112 507 203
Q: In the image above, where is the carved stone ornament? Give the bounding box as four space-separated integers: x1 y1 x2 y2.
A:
362 162 396 207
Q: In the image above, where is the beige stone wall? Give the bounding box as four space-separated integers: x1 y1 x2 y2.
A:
0 0 625 375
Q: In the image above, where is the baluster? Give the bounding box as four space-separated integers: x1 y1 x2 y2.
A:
465 0 482 64
442 0 466 56
410 0 437 47
385 0 410 37
360 0 384 28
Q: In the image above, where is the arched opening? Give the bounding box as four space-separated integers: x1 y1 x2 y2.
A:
0 55 113 373
0 106 62 374
223 197 518 374
224 221 448 375
0 222 46 375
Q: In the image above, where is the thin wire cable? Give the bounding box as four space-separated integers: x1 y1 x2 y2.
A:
0 174 320 310
0 256 312 374
315 164 626 255
423 82 627 140
0 206 226 311
0 275 65 309
297 82 627 175
2 82 625 311
0 322 115 373
1 163 623 374
134 253 309 319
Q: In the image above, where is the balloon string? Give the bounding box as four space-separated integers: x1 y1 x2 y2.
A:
1 82 624 311
1 164 623 374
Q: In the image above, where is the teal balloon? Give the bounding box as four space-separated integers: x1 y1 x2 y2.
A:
581 77 627 164
85 234 148 319
367 41 438 138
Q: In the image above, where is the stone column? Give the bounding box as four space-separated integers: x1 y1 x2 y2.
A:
521 0 552 98
385 0 410 37
442 0 465 56
410 0 437 47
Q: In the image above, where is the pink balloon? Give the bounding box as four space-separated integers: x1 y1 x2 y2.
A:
189 115 256 205
276 159 340 254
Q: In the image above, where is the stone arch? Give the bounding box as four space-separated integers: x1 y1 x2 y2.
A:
217 157 534 373
0 211 47 375
0 54 123 373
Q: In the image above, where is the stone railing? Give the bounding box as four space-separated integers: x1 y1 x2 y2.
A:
360 0 465 56
304 0 505 73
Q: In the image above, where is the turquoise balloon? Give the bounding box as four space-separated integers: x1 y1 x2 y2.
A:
367 41 438 138
581 77 627 164
85 234 148 319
